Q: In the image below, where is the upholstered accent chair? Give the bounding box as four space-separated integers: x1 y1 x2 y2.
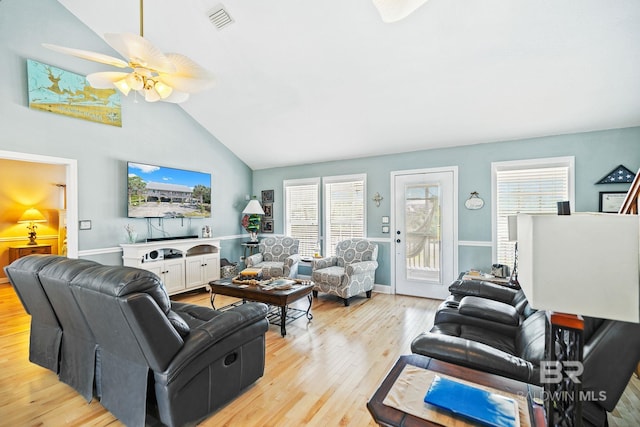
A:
246 236 301 278
311 238 378 306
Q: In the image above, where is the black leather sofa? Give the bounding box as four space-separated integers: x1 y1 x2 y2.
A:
5 255 269 427
411 278 640 427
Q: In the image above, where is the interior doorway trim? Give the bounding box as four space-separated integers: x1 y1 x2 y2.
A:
0 150 78 258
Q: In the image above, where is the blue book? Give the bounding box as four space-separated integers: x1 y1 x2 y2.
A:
424 375 517 427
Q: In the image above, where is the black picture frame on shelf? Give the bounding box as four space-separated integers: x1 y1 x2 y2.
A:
599 191 627 213
263 203 273 219
262 219 274 233
261 190 274 203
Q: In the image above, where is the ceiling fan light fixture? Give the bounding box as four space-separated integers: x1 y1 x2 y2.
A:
126 72 145 91
372 0 430 23
154 80 173 99
113 78 132 95
43 0 215 104
144 86 161 103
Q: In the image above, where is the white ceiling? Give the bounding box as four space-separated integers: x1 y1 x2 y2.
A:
56 0 640 170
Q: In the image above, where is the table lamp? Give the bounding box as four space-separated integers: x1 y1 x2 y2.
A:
242 197 265 242
517 213 640 426
18 207 47 245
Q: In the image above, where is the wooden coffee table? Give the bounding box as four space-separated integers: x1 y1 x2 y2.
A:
208 278 313 337
368 354 546 427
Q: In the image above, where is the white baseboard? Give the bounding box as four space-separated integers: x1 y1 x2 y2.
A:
373 284 391 294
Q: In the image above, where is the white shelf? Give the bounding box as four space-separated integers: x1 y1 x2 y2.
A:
120 238 221 296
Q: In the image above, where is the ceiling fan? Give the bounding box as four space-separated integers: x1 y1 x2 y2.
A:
372 0 430 23
43 0 215 103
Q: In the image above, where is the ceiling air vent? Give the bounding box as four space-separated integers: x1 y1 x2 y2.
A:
209 5 234 30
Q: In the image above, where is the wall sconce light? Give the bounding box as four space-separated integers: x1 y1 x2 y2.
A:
372 192 384 207
18 207 47 245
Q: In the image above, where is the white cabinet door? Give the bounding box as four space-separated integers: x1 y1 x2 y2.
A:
141 262 163 277
162 258 185 293
185 256 206 288
185 254 220 288
202 254 220 282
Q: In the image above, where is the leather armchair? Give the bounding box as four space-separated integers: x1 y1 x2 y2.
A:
311 238 378 306
6 255 269 427
411 279 640 427
246 236 301 278
4 255 64 373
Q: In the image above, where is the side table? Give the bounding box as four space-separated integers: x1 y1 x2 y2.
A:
241 241 259 259
8 244 52 263
367 354 545 427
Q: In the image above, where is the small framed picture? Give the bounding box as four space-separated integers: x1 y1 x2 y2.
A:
263 203 273 219
382 226 390 233
599 191 627 213
261 220 274 233
382 216 389 224
261 190 274 203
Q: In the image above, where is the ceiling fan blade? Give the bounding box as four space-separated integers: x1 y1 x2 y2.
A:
42 43 129 68
86 71 129 88
372 0 430 23
158 53 216 93
161 90 190 103
104 33 175 74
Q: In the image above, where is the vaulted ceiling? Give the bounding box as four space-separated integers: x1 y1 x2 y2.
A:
55 0 640 170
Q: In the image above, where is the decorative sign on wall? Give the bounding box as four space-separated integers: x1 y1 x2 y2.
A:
27 59 122 127
596 165 636 184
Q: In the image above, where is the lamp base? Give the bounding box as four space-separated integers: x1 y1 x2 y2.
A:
544 312 584 427
27 234 38 245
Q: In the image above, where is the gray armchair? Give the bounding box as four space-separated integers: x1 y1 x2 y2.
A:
246 236 301 278
311 238 378 306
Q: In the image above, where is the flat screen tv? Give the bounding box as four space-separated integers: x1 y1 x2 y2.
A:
127 162 211 218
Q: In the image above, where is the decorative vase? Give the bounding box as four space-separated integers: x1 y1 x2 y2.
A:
127 232 138 243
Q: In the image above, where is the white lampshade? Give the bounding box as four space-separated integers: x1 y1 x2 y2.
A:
18 208 46 223
372 0 429 23
517 213 640 323
242 199 265 215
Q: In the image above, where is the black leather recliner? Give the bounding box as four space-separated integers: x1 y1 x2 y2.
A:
4 255 64 373
5 255 270 427
411 278 640 427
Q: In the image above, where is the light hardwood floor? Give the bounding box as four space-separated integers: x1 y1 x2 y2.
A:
0 283 638 426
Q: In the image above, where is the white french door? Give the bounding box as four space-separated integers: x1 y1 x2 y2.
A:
393 168 457 299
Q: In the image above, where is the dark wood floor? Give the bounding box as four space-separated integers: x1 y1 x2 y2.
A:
0 283 638 426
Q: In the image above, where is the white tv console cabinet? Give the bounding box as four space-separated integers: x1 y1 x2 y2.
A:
120 238 221 296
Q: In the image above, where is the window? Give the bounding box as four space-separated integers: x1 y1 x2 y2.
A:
492 157 575 266
284 178 319 257
323 174 366 256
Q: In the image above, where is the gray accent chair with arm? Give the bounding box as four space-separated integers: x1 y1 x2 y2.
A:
311 238 378 306
245 236 301 278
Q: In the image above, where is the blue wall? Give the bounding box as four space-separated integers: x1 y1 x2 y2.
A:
254 129 640 286
0 0 252 266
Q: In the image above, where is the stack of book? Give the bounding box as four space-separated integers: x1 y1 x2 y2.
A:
237 267 263 281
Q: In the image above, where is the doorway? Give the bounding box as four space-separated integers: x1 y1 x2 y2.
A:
392 167 457 299
0 150 78 259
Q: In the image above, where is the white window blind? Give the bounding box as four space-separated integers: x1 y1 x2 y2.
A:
493 158 574 267
324 175 365 256
284 179 319 257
